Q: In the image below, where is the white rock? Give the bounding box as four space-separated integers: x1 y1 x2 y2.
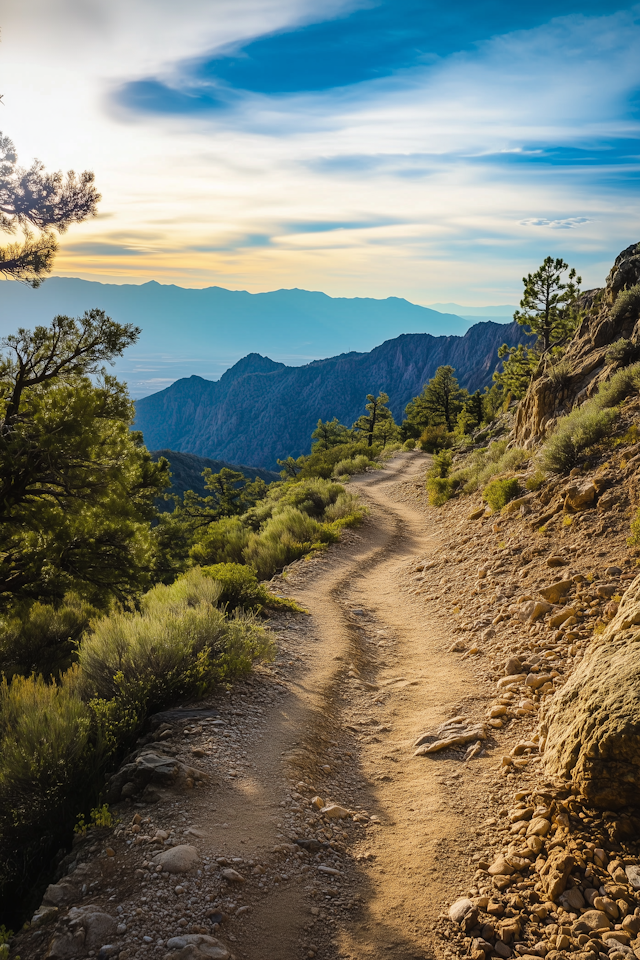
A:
626 864 640 890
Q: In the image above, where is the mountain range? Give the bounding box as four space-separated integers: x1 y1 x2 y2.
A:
135 320 530 469
0 277 492 399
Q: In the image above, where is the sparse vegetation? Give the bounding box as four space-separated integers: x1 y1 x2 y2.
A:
539 402 617 474
333 454 378 477
448 441 529 495
482 476 520 511
611 284 640 322
0 569 273 922
425 449 454 505
538 368 640 474
605 338 640 365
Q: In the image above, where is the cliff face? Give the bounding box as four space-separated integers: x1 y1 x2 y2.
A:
135 321 529 468
514 243 640 446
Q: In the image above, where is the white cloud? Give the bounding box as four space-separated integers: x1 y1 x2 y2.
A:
0 2 638 303
521 218 593 229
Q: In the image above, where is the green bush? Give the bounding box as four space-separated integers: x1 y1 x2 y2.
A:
539 400 617 474
402 438 416 450
79 569 273 708
611 284 640 322
189 477 366 582
297 441 382 479
483 477 520 511
332 455 376 477
430 449 453 478
448 441 529 495
199 563 299 612
426 477 453 506
274 478 348 515
525 469 546 492
243 507 339 579
605 338 640 365
322 490 363 522
0 671 96 926
0 569 275 926
0 594 98 681
190 517 250 566
593 362 640 408
418 425 453 452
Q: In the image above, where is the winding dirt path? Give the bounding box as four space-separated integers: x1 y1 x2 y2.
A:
213 452 496 960
15 453 497 960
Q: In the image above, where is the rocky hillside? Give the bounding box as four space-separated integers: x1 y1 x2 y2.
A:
515 242 640 445
135 321 529 468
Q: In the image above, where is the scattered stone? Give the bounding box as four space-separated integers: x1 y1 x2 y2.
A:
564 481 597 512
572 910 612 934
152 845 199 874
221 868 246 883
320 804 350 819
539 580 573 604
626 865 640 890
449 898 477 926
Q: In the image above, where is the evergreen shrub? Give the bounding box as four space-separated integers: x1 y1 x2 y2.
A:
483 477 521 511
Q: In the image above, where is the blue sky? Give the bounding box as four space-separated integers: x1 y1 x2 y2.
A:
1 0 639 302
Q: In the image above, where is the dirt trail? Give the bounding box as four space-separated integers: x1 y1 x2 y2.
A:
16 453 499 960
210 452 496 960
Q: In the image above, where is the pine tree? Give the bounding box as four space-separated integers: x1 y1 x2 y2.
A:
514 256 582 355
0 132 100 286
352 392 393 447
494 343 539 399
0 312 168 607
404 366 466 434
311 418 351 449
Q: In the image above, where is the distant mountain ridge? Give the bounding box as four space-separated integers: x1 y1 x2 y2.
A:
1 277 473 398
135 321 530 469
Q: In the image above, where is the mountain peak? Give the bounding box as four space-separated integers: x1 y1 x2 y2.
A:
220 353 287 384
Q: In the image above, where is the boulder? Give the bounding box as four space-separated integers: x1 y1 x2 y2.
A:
107 749 204 803
152 844 199 874
67 908 117 950
548 606 576 628
449 898 478 929
542 574 640 809
564 482 597 512
539 580 573 605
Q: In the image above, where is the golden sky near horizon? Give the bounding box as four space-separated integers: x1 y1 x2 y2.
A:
2 0 639 302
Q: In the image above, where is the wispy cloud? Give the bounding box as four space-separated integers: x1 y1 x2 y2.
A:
2 0 639 303
520 218 593 229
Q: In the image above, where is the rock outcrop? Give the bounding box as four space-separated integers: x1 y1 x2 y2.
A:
514 242 640 445
542 573 640 809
